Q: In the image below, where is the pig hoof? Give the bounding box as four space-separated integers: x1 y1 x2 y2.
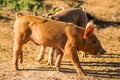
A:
56 68 61 72
47 62 50 66
36 59 40 62
36 57 43 62
20 60 23 64
47 62 54 66
14 67 19 71
36 58 41 62
78 72 86 76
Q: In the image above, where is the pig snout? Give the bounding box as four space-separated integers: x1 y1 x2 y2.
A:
99 48 106 55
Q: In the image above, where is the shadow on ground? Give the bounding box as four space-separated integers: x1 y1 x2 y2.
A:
87 13 120 28
95 20 120 28
18 57 120 79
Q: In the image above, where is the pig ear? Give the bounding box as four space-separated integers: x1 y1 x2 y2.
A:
83 20 94 39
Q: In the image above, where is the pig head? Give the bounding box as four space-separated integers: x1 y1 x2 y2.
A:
82 20 106 55
13 12 106 75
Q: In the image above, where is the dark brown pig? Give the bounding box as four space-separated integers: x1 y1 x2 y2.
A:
51 8 88 27
37 8 88 65
13 12 106 76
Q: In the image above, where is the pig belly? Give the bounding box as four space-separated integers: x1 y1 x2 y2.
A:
30 35 58 47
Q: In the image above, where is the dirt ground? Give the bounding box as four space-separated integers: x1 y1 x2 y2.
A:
0 0 120 80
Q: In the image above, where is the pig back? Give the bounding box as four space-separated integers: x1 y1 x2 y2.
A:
51 8 88 27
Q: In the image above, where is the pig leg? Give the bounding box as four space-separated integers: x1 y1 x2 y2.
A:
55 48 63 71
65 49 85 76
19 49 23 63
64 39 85 75
37 45 46 62
12 35 23 70
47 47 55 66
13 31 30 70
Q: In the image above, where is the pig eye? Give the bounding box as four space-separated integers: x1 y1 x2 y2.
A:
92 40 97 44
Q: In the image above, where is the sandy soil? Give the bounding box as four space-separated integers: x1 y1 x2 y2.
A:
0 0 120 80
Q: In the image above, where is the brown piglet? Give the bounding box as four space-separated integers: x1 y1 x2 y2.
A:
13 13 106 76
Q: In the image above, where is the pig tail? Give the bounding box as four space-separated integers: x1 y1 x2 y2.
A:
16 12 23 18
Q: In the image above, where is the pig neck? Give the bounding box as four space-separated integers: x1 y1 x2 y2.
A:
77 27 85 51
68 26 85 51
